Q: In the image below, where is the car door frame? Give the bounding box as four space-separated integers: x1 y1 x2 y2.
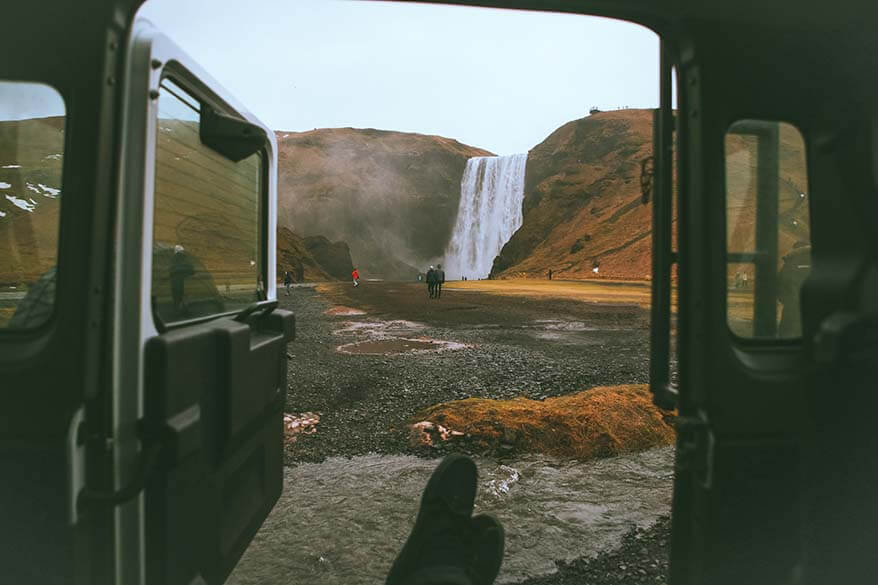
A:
111 20 279 584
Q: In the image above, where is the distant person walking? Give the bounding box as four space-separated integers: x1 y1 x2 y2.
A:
426 265 436 298
547 269 553 280
435 264 446 299
352 267 360 287
170 244 194 314
283 270 293 296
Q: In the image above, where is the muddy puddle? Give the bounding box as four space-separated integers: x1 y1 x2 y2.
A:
338 338 467 355
324 306 367 316
332 318 468 355
333 319 424 336
525 318 633 345
227 447 673 585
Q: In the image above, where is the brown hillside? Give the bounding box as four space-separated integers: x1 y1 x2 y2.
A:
276 128 492 279
492 110 810 281
491 109 656 280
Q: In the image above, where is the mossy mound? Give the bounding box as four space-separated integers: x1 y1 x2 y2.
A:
413 384 675 460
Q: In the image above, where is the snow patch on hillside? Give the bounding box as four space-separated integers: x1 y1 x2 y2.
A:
38 183 60 197
5 194 35 212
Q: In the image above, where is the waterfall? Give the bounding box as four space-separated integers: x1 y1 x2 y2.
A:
444 154 527 280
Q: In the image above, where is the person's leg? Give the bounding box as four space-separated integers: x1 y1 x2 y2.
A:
386 454 504 585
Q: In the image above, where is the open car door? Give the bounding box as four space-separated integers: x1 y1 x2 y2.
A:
655 24 812 585
1 3 289 584
653 10 878 585
107 23 293 585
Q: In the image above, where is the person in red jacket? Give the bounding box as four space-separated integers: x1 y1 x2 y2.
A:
352 267 360 287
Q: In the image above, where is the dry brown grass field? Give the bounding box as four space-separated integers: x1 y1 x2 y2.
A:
444 278 664 309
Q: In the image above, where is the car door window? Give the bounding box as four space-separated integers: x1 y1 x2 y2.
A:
725 120 811 339
0 81 65 330
151 79 264 325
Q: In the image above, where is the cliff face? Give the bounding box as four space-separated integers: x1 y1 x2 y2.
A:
276 128 492 280
303 235 354 281
277 227 330 282
491 109 656 280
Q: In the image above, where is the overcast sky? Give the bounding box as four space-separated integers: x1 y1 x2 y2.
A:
137 0 658 155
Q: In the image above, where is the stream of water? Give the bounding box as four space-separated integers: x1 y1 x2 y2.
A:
228 447 673 584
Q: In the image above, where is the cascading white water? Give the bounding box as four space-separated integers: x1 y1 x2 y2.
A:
444 154 527 280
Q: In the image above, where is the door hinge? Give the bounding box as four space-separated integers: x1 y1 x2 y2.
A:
675 412 714 489
76 419 166 513
77 441 163 512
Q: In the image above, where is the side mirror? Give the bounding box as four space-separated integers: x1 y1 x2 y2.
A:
200 106 267 162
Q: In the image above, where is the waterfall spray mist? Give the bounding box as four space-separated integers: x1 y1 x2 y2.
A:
444 154 527 280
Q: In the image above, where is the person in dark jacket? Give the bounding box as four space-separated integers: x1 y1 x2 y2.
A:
435 264 446 299
283 270 293 296
426 266 436 298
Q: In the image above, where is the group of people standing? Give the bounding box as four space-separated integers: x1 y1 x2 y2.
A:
426 264 445 299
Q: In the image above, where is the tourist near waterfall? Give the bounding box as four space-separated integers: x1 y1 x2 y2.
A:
435 264 445 299
283 270 293 295
426 265 436 298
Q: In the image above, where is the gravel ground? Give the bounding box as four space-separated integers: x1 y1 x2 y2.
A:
280 281 650 463
278 281 670 585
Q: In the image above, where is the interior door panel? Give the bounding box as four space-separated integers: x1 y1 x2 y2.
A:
144 308 293 585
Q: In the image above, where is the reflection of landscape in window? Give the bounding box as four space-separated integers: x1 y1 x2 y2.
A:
0 83 65 328
725 122 810 338
139 2 678 584
151 82 262 324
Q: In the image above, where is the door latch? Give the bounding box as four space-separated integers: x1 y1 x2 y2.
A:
675 412 714 489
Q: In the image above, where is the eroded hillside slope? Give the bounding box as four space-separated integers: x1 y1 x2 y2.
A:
276 128 492 279
491 109 655 280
